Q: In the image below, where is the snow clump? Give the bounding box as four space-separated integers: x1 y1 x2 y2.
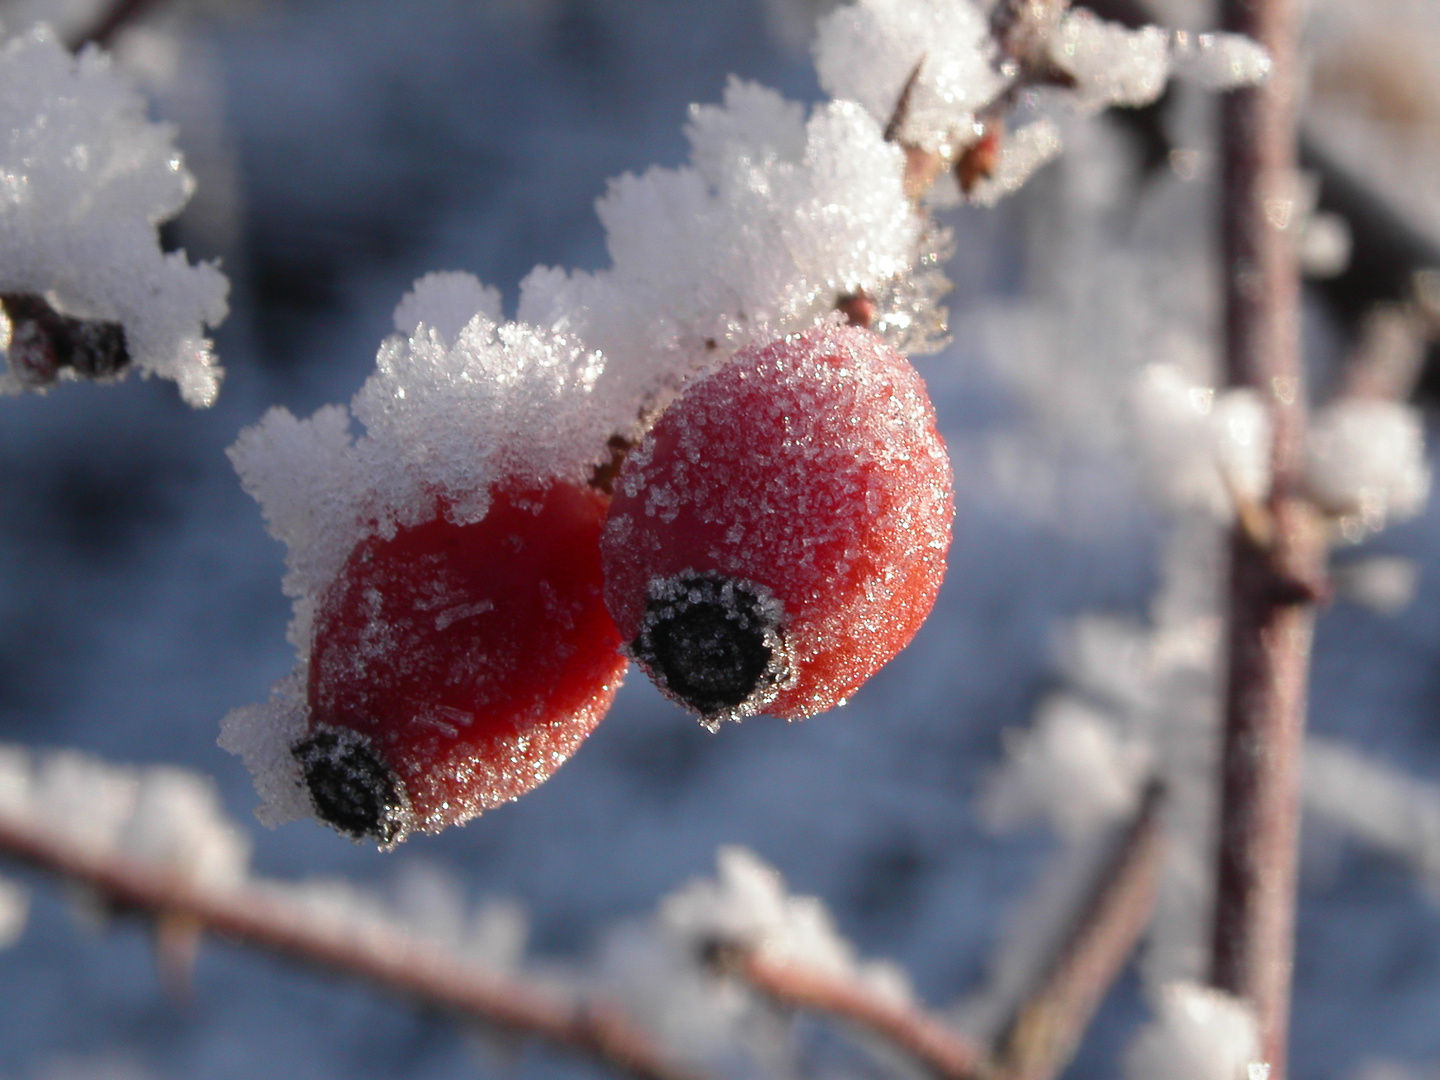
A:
1128 363 1272 520
517 81 932 412
0 26 227 405
1048 10 1171 112
812 0 1268 204
1125 982 1263 1080
392 271 503 345
980 694 1150 840
663 846 916 1007
1305 399 1430 536
0 745 249 900
1167 31 1272 90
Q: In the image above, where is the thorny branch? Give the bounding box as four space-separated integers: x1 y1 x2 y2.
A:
0 785 1167 1080
705 940 988 1080
0 809 710 1080
992 782 1166 1080
705 786 1165 1080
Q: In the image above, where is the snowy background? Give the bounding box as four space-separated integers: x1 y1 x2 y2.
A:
0 1 1438 1079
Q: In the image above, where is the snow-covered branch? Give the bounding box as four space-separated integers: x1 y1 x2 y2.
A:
707 941 986 1080
0 808 707 1080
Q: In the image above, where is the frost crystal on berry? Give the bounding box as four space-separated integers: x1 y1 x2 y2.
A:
603 323 953 724
631 572 796 729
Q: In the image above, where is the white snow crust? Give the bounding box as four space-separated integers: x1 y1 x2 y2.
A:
0 26 228 405
813 0 1267 206
517 81 931 411
392 271 503 345
1167 31 1272 90
981 694 1150 841
1050 10 1171 112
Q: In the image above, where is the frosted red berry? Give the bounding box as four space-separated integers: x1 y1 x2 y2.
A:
601 323 953 726
296 481 626 846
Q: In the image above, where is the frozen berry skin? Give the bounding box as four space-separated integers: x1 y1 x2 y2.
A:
602 323 953 726
300 482 627 846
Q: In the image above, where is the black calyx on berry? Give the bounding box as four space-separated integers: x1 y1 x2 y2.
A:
629 572 794 729
292 727 411 848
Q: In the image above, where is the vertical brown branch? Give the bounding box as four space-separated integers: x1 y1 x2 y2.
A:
1211 0 1322 1076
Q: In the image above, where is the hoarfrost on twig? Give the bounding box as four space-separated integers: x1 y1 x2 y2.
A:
663 846 915 1008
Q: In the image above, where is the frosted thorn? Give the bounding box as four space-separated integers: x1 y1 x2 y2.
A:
154 913 202 1001
1267 566 1331 607
1228 488 1330 605
590 433 636 495
292 728 410 848
1 293 129 387
1232 489 1275 551
957 123 1005 195
630 572 791 727
883 58 926 144
836 290 877 329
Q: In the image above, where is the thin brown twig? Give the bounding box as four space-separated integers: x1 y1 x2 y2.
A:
1335 300 1431 403
1210 0 1322 1076
0 811 709 1080
707 941 987 1080
992 781 1166 1080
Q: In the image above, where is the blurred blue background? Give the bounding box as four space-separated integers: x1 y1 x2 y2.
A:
0 2 1437 1078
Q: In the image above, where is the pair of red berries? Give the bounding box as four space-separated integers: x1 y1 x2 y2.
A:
295 324 954 845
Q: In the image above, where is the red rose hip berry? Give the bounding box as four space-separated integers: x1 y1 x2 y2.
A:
601 323 953 727
296 481 626 846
